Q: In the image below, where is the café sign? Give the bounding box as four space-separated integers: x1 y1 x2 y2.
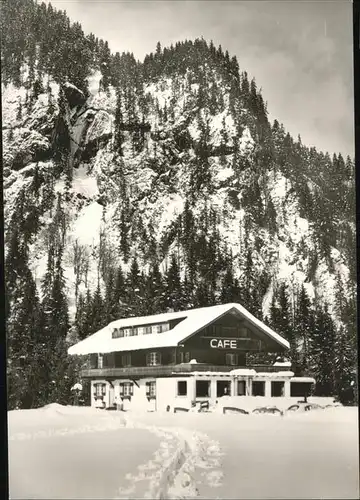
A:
210 338 239 349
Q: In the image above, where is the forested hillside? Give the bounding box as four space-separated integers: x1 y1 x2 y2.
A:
2 0 357 409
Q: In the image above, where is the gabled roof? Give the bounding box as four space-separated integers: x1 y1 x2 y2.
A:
68 303 290 355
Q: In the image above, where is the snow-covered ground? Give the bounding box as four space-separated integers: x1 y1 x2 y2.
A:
8 404 359 499
8 405 162 499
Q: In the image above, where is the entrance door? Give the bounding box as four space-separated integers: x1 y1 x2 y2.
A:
217 380 231 397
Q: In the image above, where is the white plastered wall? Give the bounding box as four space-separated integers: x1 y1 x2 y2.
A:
112 378 157 412
156 377 195 412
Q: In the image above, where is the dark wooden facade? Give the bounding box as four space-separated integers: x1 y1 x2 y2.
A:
83 312 286 379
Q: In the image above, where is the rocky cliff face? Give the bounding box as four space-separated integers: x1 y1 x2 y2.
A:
2 63 354 321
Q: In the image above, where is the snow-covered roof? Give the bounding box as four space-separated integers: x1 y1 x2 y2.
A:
254 371 294 378
68 303 290 355
290 377 316 384
273 361 292 368
230 369 257 377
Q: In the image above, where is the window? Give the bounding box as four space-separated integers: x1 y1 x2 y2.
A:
252 381 265 396
239 327 248 337
123 328 131 337
217 380 231 397
112 328 123 339
94 383 106 396
119 382 134 397
271 381 285 397
225 353 238 366
177 381 187 396
237 380 246 396
179 352 191 363
196 380 210 398
290 382 313 398
146 352 161 366
151 323 169 334
132 327 138 336
146 381 156 397
124 383 133 396
143 326 152 335
121 354 131 367
98 354 103 369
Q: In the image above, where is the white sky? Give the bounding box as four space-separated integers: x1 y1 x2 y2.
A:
44 0 354 157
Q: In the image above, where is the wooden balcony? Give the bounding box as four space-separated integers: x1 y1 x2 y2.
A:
81 363 281 379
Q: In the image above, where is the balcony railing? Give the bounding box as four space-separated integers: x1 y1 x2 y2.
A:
81 363 281 379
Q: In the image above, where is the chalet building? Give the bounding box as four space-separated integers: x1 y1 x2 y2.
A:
68 303 315 411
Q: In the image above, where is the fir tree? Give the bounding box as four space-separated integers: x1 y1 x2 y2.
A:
294 284 313 373
144 263 165 314
309 304 337 397
164 254 183 312
125 257 145 316
88 282 104 334
6 251 41 409
277 283 297 366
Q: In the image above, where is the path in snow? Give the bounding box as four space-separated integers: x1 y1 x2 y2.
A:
130 407 359 499
119 414 224 499
8 405 359 499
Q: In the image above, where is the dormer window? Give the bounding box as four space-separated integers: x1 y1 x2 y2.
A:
112 328 124 339
112 323 170 338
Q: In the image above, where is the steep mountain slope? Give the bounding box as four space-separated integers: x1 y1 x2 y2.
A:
2 61 354 317
2 0 357 408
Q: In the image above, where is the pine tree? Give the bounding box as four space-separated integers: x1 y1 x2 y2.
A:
164 254 183 312
114 87 124 154
74 293 86 340
91 282 105 334
120 200 130 263
125 257 145 316
144 263 165 314
277 283 296 364
220 264 241 303
194 280 212 308
53 86 71 181
309 304 337 397
6 252 41 409
81 289 94 338
269 291 280 330
112 266 126 318
295 284 314 374
335 326 356 404
104 266 117 323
